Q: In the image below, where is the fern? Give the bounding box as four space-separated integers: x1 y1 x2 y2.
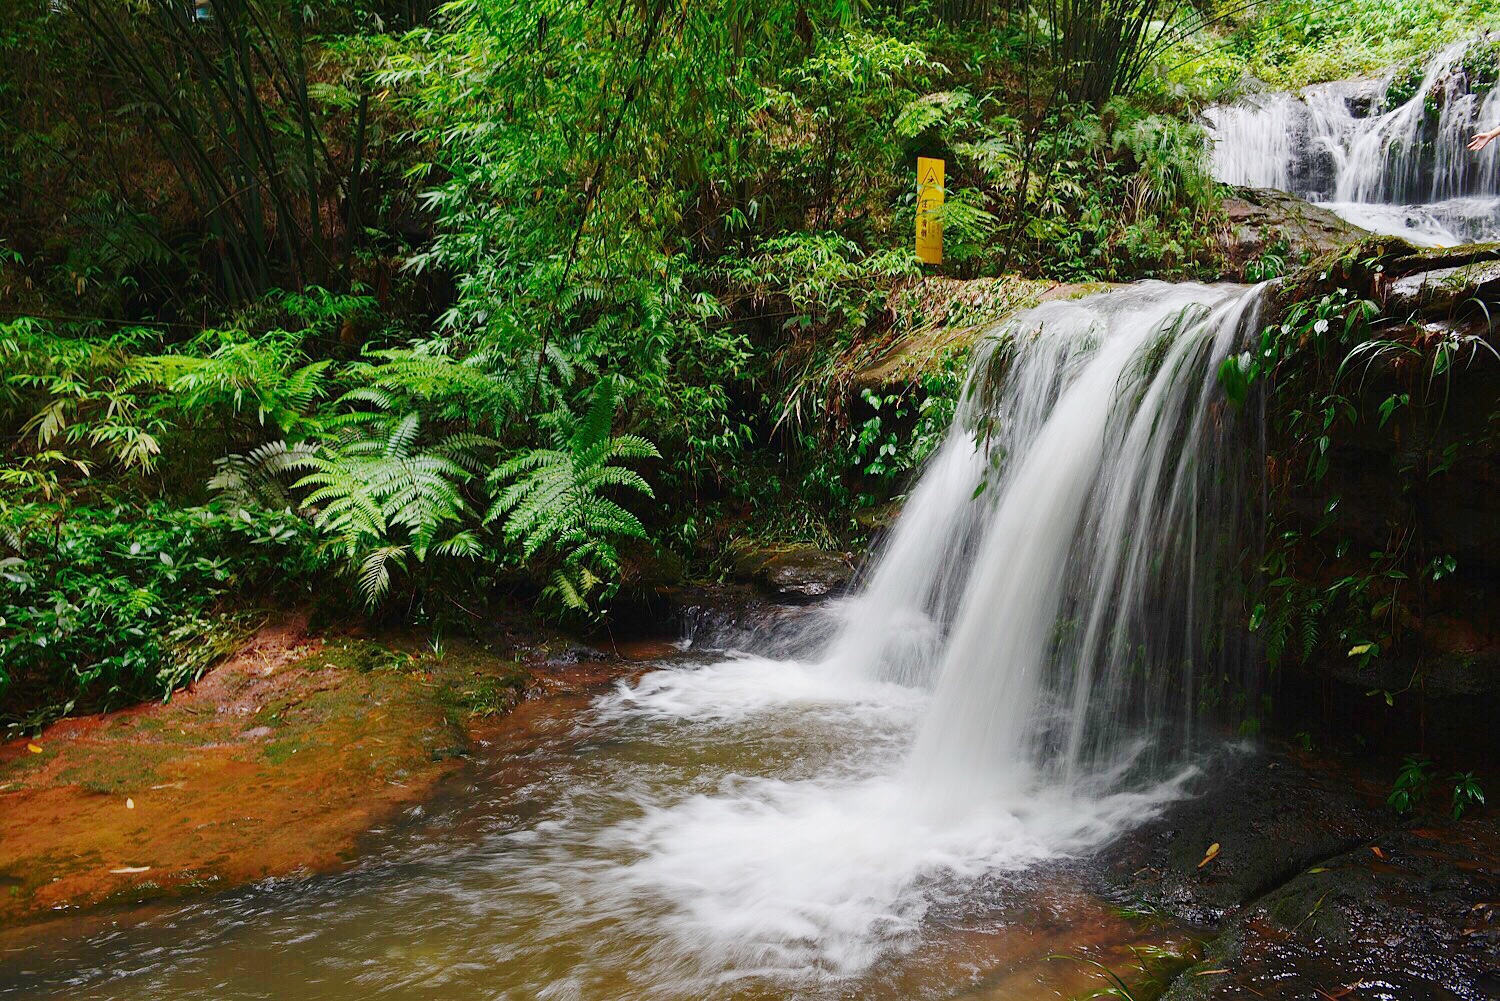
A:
486 380 659 614
216 414 491 607
209 440 321 511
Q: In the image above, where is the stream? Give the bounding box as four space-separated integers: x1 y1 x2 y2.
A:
0 640 1205 1000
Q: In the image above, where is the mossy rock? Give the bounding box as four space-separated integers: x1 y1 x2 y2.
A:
728 540 855 602
1274 237 1500 314
1222 187 1368 279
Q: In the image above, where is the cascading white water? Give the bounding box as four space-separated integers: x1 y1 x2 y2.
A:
829 282 1264 815
1206 39 1500 246
545 281 1270 989
563 280 1267 990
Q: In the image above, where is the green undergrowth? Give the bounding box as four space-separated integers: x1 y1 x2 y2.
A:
0 499 320 729
1179 0 1500 92
4 0 1495 728
1229 241 1500 737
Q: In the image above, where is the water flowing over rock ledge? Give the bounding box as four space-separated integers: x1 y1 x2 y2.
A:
1206 37 1500 247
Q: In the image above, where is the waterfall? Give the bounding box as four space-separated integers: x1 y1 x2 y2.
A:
373 280 1274 991
574 281 1274 982
42 282 1278 997
1205 39 1500 246
828 281 1265 814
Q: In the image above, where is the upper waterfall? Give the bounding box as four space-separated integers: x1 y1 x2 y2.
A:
1205 39 1500 246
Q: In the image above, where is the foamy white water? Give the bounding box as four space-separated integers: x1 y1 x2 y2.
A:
532 280 1267 985
1206 39 1500 245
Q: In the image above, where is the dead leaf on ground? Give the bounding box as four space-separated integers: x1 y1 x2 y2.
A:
1198 842 1221 868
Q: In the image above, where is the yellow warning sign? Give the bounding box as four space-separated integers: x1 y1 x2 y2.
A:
915 156 944 265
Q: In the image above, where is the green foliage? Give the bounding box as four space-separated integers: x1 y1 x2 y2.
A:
1388 754 1435 814
1248 252 1499 718
1244 239 1292 283
487 381 659 614
0 311 349 478
0 0 1294 725
0 500 317 724
1246 285 1397 672
1450 771 1486 820
854 384 953 481
53 0 372 302
1203 0 1500 90
293 412 484 606
1387 757 1487 818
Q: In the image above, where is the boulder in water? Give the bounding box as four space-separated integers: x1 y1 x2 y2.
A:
730 541 855 602
1220 186 1368 277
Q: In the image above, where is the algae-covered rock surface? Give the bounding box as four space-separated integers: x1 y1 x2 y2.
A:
0 616 547 925
852 276 1117 390
1220 187 1369 276
729 540 857 602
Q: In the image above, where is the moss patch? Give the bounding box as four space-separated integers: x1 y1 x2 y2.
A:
0 616 534 926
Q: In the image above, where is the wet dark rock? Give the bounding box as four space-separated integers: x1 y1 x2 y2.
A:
665 583 833 657
1160 821 1500 1000
854 500 904 534
1102 746 1387 927
1221 187 1368 277
729 542 857 603
1104 747 1500 1000
541 642 610 666
1265 240 1500 758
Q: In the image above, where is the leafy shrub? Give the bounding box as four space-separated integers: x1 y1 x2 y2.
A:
487 381 660 615
1450 771 1486 819
1388 754 1434 814
0 501 320 723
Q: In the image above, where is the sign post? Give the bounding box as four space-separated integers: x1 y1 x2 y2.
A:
915 156 944 265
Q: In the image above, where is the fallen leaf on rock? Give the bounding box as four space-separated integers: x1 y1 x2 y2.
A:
109 866 150 874
1370 846 1387 860
1198 842 1221 868
1196 969 1230 976
125 798 135 809
25 744 42 754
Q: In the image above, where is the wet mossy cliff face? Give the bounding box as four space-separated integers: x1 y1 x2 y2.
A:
1259 239 1500 759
